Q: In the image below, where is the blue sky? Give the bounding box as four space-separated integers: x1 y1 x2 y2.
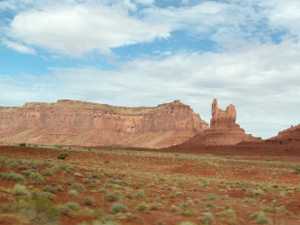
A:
1 0 300 138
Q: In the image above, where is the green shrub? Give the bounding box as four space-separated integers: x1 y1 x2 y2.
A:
250 211 269 224
0 172 25 182
105 193 121 202
70 182 85 193
134 190 145 199
43 184 63 194
15 191 60 224
69 189 79 197
28 172 45 183
83 196 96 206
12 184 30 196
293 166 300 174
111 203 127 214
57 152 69 160
178 222 196 225
201 212 214 225
64 202 81 211
136 202 149 212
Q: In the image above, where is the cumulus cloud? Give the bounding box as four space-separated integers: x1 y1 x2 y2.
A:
2 0 300 56
2 39 36 54
8 3 170 56
264 0 300 38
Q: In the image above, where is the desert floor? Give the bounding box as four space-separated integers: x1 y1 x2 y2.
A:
0 145 299 225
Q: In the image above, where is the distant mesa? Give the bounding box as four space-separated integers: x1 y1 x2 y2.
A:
174 98 259 149
0 99 208 149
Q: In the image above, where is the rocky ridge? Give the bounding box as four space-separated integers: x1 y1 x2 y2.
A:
0 99 208 149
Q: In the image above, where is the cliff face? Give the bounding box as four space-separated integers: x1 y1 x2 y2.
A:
173 99 258 148
0 99 208 148
270 124 300 143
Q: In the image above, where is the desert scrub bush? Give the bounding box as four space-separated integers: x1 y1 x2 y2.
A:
68 189 79 197
105 192 121 202
293 166 300 174
178 222 196 225
83 196 96 206
70 182 86 193
30 192 60 224
19 143 27 147
14 191 60 225
179 202 194 217
134 189 145 199
250 211 270 224
218 208 237 224
64 202 81 211
206 193 219 201
136 202 149 212
200 212 215 225
79 220 119 225
57 152 69 160
43 184 64 194
26 171 45 183
111 203 128 214
59 202 81 216
0 172 25 182
12 184 30 196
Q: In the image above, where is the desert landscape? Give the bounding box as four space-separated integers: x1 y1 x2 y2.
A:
1 0 300 224
0 99 299 225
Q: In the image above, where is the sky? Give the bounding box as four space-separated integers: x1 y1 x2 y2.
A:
0 0 300 138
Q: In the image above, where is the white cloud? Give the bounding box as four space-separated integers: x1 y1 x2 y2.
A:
264 0 300 37
2 39 36 54
7 2 170 56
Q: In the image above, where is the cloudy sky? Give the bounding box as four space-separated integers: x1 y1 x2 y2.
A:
0 0 300 138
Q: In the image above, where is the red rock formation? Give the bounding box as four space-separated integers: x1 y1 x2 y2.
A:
272 125 300 142
173 99 258 148
0 99 208 149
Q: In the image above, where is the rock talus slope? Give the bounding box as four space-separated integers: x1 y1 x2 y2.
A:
0 100 208 149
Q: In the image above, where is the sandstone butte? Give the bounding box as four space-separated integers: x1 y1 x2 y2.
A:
0 99 208 149
174 98 258 148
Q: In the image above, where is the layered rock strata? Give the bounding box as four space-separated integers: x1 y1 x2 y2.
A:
0 99 208 149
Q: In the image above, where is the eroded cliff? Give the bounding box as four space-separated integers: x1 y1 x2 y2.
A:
0 99 208 148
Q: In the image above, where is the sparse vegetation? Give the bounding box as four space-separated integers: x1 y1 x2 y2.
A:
0 172 25 182
0 146 299 225
111 203 127 214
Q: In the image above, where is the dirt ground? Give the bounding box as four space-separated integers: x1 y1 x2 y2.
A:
0 145 299 225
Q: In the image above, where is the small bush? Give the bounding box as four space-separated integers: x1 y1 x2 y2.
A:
12 184 30 196
250 211 270 224
59 202 81 216
201 212 214 225
70 182 85 193
64 202 81 211
0 172 25 182
178 222 196 225
293 166 300 174
57 152 69 160
111 203 127 214
136 202 149 212
69 189 79 197
43 184 63 194
134 190 145 199
28 172 45 183
83 196 96 206
105 193 121 202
